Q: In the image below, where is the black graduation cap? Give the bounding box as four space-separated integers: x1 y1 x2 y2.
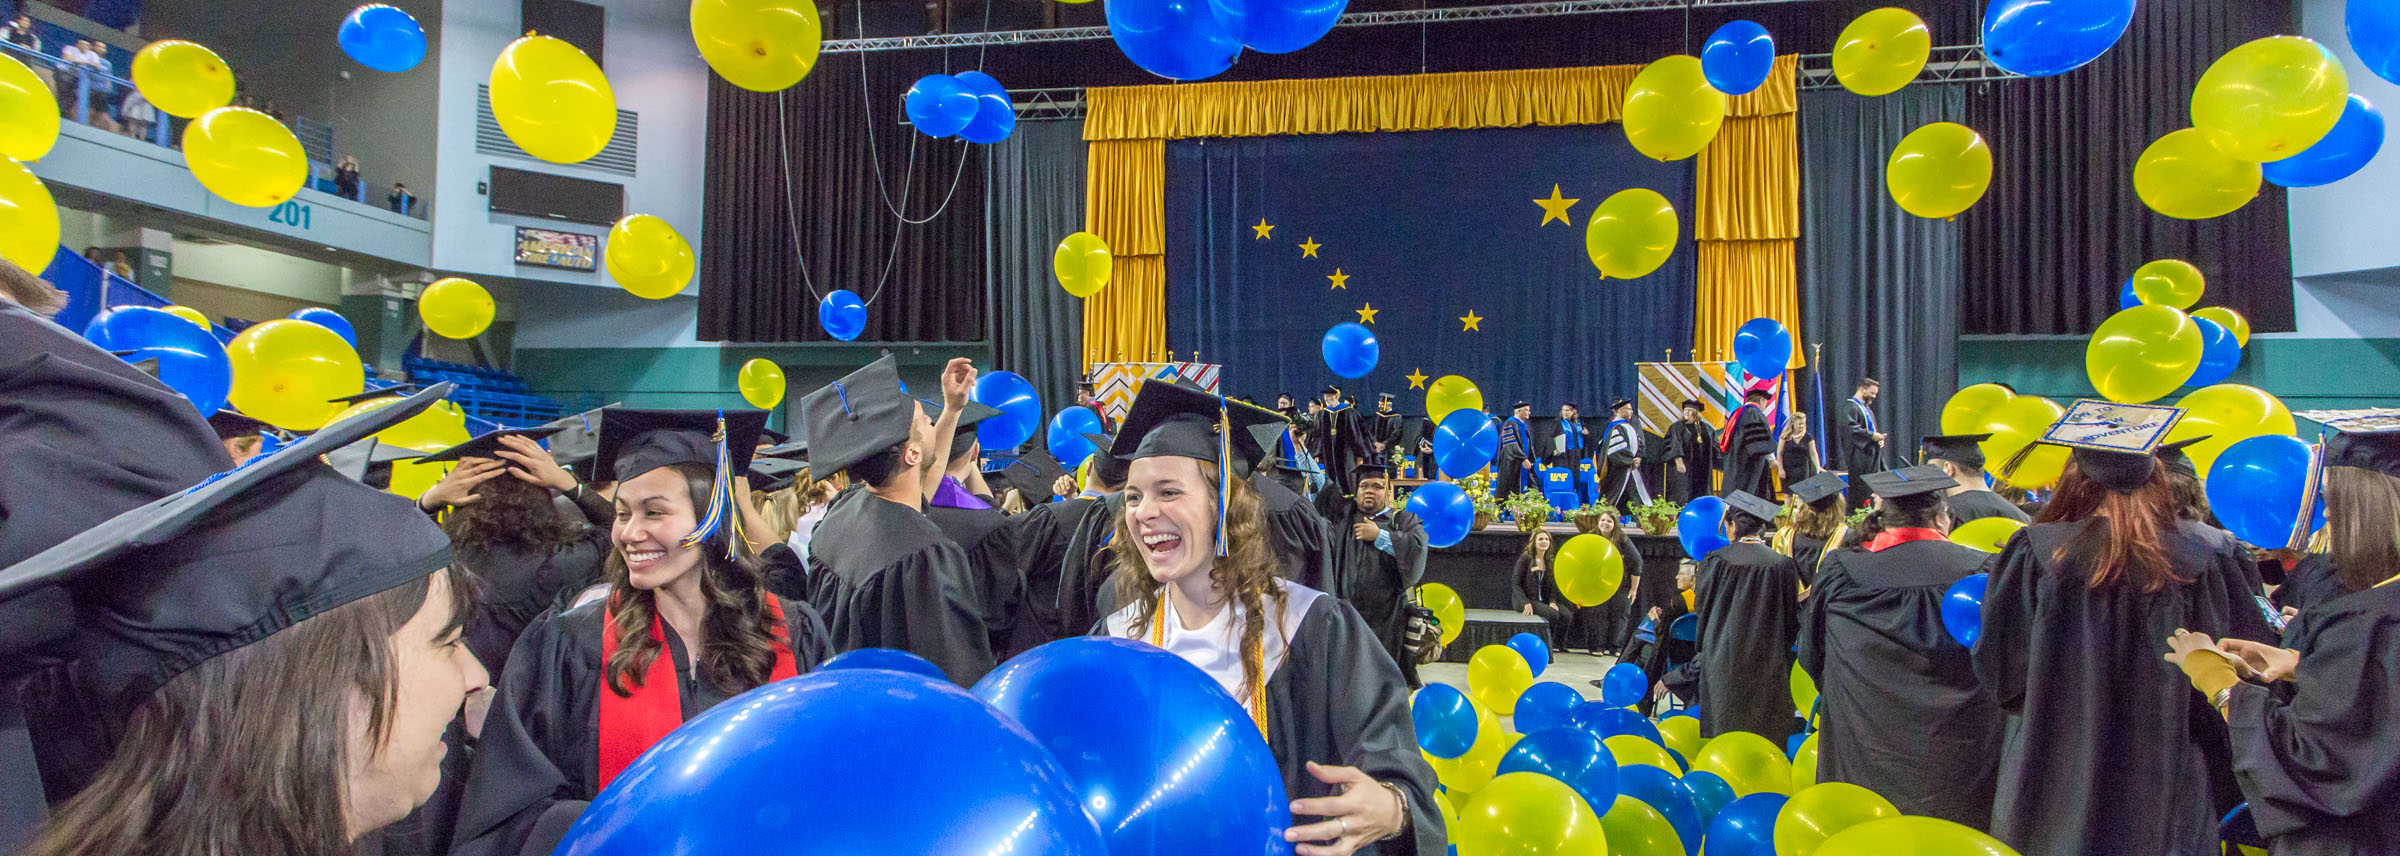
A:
417 425 567 464
1378 392 1395 402
327 383 417 405
758 439 808 460
592 408 770 486
1609 398 1634 411
1082 431 1132 487
748 456 805 492
1863 465 1957 500
540 406 610 468
326 437 425 483
1724 490 1781 524
1511 400 1531 410
1247 424 1323 474
923 398 1006 459
799 354 919 478
0 383 458 723
1005 448 1070 493
1320 385 1341 397
1790 471 1847 506
1351 460 1393 481
1109 381 1287 479
759 427 790 446
1920 433 1993 469
1680 399 1703 411
2324 419 2400 479
204 407 273 441
2156 435 2209 480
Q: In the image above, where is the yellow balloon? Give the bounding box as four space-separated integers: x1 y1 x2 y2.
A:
1555 533 1625 607
1940 383 2015 435
604 214 695 299
488 35 618 164
1833 8 1931 96
1815 816 2023 856
1775 783 1902 856
1425 375 1486 424
1455 773 1608 856
2168 384 2295 474
1886 122 1991 219
225 319 364 431
1054 231 1113 298
0 54 58 161
2134 128 2262 220
161 306 212 328
1657 714 1706 761
1584 188 1678 280
2130 259 2206 310
1789 662 1817 717
1429 723 1518 793
1604 734 1680 776
2194 306 2251 346
131 40 234 119
419 277 496 340
1468 644 1535 715
1600 794 1685 856
183 107 308 208
2086 304 2206 404
385 458 449 502
1418 582 1466 646
1692 731 1794 797
1623 55 1725 162
328 396 472 454
1983 395 2068 490
1949 516 2025 554
739 357 787 409
1791 731 1820 790
2192 36 2348 162
690 0 824 92
1434 789 1459 832
0 157 60 275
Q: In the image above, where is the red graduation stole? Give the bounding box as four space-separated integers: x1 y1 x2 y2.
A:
596 594 799 789
1865 527 1950 553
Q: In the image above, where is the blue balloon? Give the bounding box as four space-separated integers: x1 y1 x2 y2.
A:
1617 764 1705 854
1574 703 1664 748
820 647 948 681
1406 481 1476 548
2187 317 2242 388
1981 0 2135 77
1701 793 1788 856
2119 277 2143 310
2209 435 2328 550
1508 632 1550 677
289 307 357 348
973 637 1292 856
1681 769 1738 824
953 71 1017 144
1496 726 1619 814
1700 20 1775 96
1677 496 1729 558
1413 683 1481 759
1208 0 1345 54
971 370 1043 453
339 4 428 73
82 305 232 415
1731 317 1792 382
1046 406 1105 465
556 670 1106 856
1512 682 1585 736
2266 94 2386 188
2352 0 2400 87
904 74 980 138
1106 0 1243 80
1939 574 1986 649
1598 662 1647 707
818 289 867 341
1433 409 1499 479
1658 707 1696 721
1321 321 1379 379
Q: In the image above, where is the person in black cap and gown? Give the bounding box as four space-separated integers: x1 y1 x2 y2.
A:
414 426 611 679
920 399 1031 662
1798 465 2002 828
450 408 830 856
1664 399 1718 502
1052 432 1134 638
1318 461 1428 687
205 408 276 467
1251 423 1338 596
1719 387 1779 501
795 354 996 685
1920 433 2030 526
1496 401 1534 499
1097 380 1443 855
1692 489 1802 742
1774 471 1850 586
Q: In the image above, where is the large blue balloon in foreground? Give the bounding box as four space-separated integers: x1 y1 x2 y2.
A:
2264 94 2385 188
1432 409 1498 479
974 637 1293 856
1108 0 1243 80
1981 0 2136 77
556 670 1106 855
971 370 1042 453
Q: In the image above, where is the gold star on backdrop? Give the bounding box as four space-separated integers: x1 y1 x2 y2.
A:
1406 368 1429 389
1327 269 1350 290
1298 237 1322 258
1356 302 1379 324
1252 219 1275 239
1459 310 1484 332
1534 185 1580 226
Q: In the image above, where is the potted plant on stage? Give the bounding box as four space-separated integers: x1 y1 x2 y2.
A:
1632 497 1681 537
1501 491 1554 533
1565 503 1612 534
1461 472 1500 530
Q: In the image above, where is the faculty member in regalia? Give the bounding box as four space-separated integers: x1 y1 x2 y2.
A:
1719 387 1778 501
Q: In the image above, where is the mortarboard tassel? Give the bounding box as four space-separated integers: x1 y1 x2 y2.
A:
1216 401 1231 558
682 410 738 559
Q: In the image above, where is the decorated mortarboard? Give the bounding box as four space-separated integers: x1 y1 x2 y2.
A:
2302 407 2400 480
1862 465 1957 500
1790 471 1848 506
1920 433 1993 469
799 354 919 478
1724 490 1782 524
416 425 567 464
326 437 426 483
327 383 418 405
1109 380 1290 556
0 383 458 723
2028 400 2185 493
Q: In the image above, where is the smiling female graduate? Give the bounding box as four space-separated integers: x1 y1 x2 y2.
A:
1094 380 1443 856
448 409 831 856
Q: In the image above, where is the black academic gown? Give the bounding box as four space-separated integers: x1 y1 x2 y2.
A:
1945 489 2031 526
1972 518 2270 856
924 499 1026 662
448 598 830 856
1373 409 1403 453
1496 416 1534 498
805 489 996 685
1055 492 1126 638
1311 404 1375 497
1797 539 2002 828
1693 541 1801 742
457 491 613 678
1719 406 1776 500
1665 420 1718 503
1319 498 1428 687
2271 552 2345 622
1002 495 1097 656
2226 578 2400 856
1839 398 1883 505
1255 474 1337 595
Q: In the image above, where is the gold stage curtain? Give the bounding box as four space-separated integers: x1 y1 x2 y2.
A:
1082 55 1799 369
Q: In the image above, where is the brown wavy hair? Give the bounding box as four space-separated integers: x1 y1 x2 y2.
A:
1789 494 1848 541
1110 464 1288 700
2326 465 2400 593
441 471 577 554
602 462 782 698
2034 458 2187 593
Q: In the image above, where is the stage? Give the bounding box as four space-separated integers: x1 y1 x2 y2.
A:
1424 526 1688 662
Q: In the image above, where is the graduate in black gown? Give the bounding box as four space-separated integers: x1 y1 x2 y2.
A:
920 400 1030 661
1095 381 1442 855
414 426 611 677
993 448 1075 655
1664 399 1719 502
1773 472 1849 587
1046 432 1131 639
1692 490 1802 741
450 409 830 856
1973 407 2276 856
1797 466 2002 828
2166 421 2400 856
1920 433 2031 526
1317 462 1428 687
1252 431 1339 595
1719 387 1779 501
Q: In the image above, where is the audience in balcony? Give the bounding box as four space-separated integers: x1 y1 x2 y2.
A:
119 87 154 139
3 15 39 52
335 156 362 200
388 181 414 215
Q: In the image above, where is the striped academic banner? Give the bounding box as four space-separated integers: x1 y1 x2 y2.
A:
1634 361 1786 437
1088 361 1224 418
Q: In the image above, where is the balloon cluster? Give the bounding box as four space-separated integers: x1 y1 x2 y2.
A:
2138 35 2374 218
905 72 1015 143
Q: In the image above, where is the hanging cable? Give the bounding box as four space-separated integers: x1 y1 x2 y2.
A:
776 90 824 302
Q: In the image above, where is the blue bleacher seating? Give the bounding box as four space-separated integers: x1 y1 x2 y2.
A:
403 356 562 426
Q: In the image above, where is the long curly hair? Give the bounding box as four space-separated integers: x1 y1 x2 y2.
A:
441 472 578 555
601 462 783 697
1110 463 1288 701
2034 459 2187 593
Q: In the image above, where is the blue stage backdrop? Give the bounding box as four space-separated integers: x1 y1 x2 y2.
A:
1164 124 1696 414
